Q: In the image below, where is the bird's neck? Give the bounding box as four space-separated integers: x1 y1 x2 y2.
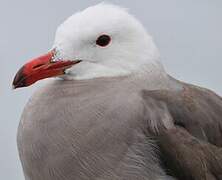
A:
62 59 166 82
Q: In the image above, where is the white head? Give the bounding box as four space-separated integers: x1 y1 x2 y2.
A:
13 3 166 89
53 3 164 80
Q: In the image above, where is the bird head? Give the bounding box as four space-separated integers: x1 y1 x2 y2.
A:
13 3 162 89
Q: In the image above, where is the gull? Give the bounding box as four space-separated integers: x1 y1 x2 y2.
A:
13 3 222 180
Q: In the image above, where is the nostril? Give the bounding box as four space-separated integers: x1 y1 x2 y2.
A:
33 64 45 69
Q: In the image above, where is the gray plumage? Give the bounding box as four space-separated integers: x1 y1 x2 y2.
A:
17 74 222 180
14 3 222 180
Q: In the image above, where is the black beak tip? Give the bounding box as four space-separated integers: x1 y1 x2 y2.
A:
12 66 26 89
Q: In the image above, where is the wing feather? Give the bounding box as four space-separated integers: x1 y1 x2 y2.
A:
141 82 222 179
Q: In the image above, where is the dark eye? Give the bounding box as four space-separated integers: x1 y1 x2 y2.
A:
96 34 111 47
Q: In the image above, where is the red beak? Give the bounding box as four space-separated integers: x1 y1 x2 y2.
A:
12 50 81 89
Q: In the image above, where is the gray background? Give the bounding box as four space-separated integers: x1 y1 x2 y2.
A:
0 0 221 179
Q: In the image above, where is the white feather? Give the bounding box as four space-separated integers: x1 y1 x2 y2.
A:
53 3 165 80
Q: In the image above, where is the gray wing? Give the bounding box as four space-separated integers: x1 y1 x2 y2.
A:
142 82 222 180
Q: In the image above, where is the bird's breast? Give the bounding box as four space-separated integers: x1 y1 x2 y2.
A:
17 79 155 180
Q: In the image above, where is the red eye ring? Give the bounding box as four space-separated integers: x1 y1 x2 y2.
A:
96 34 111 47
